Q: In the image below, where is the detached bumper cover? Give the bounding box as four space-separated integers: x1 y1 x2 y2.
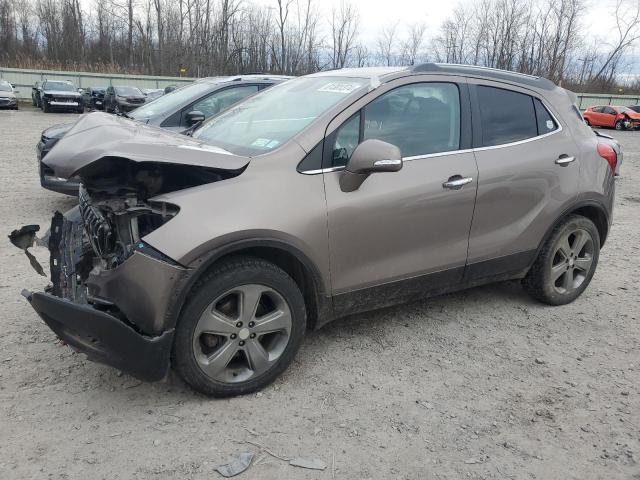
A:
27 291 174 381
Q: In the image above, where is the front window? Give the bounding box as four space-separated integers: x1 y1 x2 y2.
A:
193 77 369 156
44 81 75 92
115 86 143 96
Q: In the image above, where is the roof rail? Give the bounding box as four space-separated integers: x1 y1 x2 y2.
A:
411 63 556 90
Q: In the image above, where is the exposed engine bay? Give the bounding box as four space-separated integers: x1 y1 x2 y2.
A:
10 158 241 307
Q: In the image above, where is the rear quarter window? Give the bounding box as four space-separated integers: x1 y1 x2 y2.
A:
533 98 558 134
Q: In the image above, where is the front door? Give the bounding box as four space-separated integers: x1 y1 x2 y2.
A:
322 79 478 315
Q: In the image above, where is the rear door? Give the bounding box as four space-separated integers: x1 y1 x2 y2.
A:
322 76 478 313
465 81 580 279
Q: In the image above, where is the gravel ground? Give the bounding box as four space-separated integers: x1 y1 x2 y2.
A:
1 106 639 480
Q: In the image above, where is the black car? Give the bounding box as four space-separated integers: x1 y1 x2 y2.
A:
82 87 107 110
31 81 41 107
38 80 83 113
103 86 146 113
37 75 291 195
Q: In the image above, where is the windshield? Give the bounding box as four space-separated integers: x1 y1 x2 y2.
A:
619 107 634 114
129 82 214 119
115 86 143 96
44 81 75 92
193 76 369 155
0 82 11 92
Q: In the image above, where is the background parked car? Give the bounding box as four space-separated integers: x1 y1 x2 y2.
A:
103 86 146 113
82 87 107 110
142 88 164 102
0 80 19 109
38 80 84 113
127 75 291 132
37 75 290 194
583 105 640 130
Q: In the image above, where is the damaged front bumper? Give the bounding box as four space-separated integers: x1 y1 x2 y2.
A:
25 290 174 381
11 206 187 381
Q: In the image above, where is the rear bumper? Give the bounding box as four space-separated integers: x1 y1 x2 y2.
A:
118 102 144 111
26 291 174 381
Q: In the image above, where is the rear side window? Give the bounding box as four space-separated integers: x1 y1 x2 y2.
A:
534 98 558 134
477 86 537 146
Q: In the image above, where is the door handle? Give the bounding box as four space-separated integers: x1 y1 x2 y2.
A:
443 175 473 190
555 155 575 166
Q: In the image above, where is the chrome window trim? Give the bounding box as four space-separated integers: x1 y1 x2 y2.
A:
473 125 562 152
403 148 473 162
300 165 345 175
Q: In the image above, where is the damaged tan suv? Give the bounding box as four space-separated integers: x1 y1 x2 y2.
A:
11 64 616 396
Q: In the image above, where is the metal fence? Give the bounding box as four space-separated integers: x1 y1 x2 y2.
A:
0 66 195 100
575 93 640 109
3 66 640 108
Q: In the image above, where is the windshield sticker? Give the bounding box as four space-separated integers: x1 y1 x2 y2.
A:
251 138 280 149
318 82 362 94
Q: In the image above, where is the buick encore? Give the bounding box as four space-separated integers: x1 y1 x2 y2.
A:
10 64 616 397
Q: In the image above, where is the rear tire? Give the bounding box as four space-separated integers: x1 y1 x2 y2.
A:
172 256 307 397
523 215 600 305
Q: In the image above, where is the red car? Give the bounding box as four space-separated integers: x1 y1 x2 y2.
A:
582 105 640 130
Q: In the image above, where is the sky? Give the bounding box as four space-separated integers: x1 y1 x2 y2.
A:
253 0 638 73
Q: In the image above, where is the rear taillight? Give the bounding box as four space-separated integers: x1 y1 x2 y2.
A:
597 143 617 174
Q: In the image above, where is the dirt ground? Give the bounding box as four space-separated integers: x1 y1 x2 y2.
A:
0 106 638 480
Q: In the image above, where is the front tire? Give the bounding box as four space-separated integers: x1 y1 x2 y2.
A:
42 101 49 113
523 215 600 305
172 256 307 397
615 119 626 130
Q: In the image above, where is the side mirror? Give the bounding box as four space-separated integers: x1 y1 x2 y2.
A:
339 139 402 192
186 110 205 126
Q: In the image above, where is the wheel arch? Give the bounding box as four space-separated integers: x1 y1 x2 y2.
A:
166 239 331 332
536 199 610 258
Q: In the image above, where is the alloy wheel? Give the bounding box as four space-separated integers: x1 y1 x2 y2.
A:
192 284 292 383
550 228 595 295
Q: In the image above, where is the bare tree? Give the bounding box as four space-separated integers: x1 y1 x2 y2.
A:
376 21 398 66
400 22 426 65
590 0 640 88
329 0 358 69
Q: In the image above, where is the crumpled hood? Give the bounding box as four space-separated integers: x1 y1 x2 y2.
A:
43 112 250 178
43 90 81 97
